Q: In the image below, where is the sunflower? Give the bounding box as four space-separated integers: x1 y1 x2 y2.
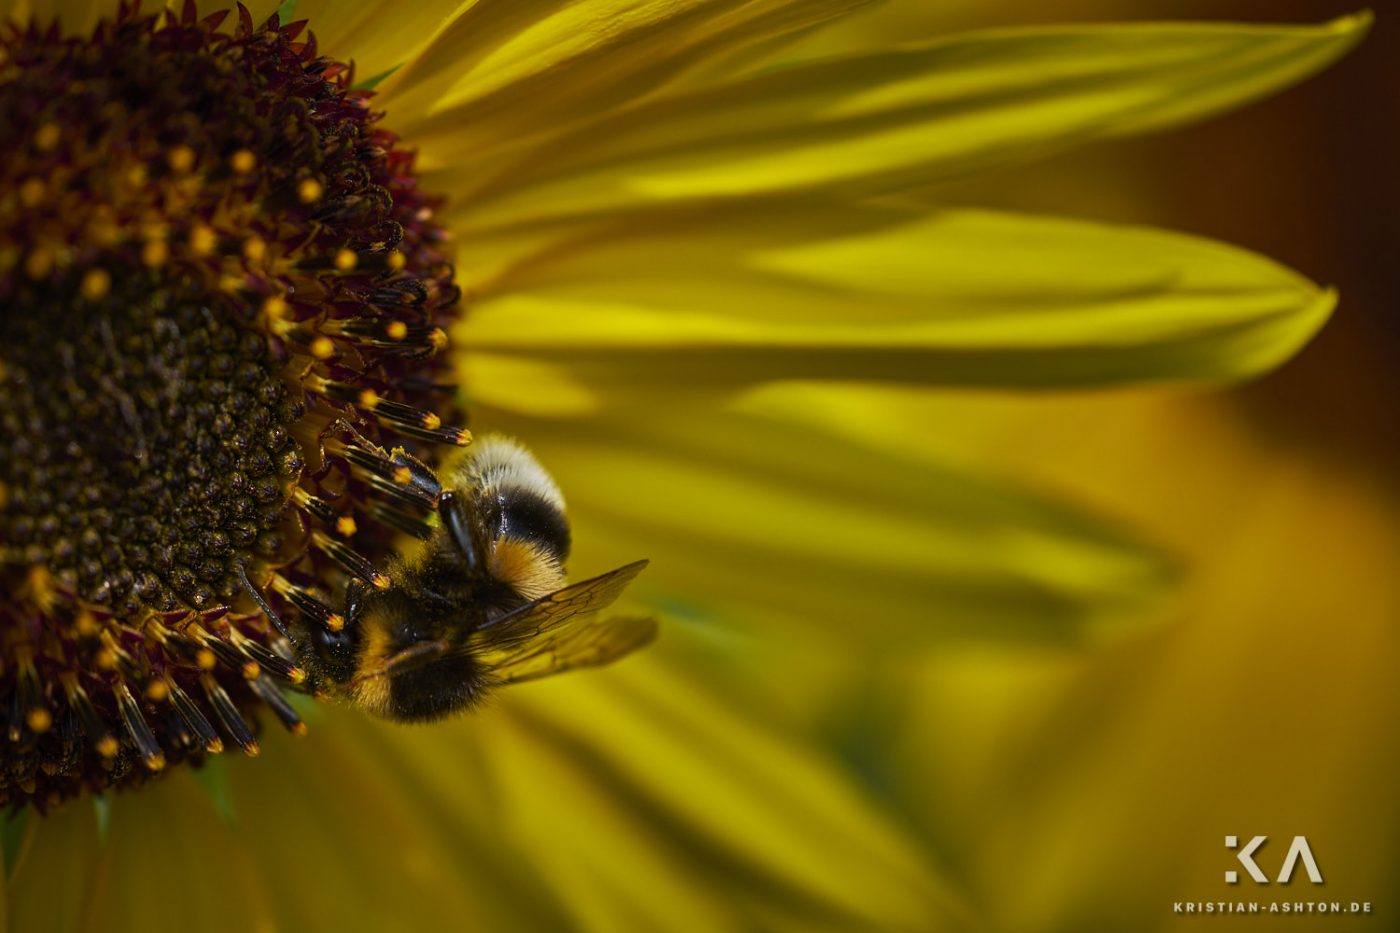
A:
0 0 1367 929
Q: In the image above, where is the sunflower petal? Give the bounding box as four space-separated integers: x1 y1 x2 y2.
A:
9 662 967 931
292 0 465 83
470 657 974 931
7 724 574 932
460 204 1334 395
475 404 1178 648
384 0 871 146
434 15 1367 227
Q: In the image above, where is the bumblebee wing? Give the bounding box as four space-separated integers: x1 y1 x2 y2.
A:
470 559 651 679
472 559 648 651
489 615 658 685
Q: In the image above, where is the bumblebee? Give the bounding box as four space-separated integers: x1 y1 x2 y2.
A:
245 435 655 722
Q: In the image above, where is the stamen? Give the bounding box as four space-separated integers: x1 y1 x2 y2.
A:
165 678 223 754
249 675 307 736
114 682 165 771
292 487 353 534
228 627 306 684
365 501 438 541
202 675 258 756
269 574 345 632
59 674 119 759
191 626 261 681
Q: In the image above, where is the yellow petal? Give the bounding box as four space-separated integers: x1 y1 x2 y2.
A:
473 655 973 931
473 403 1178 648
11 720 573 931
9 799 103 933
384 0 868 144
292 0 463 85
460 205 1334 394
882 393 1400 930
432 15 1367 228
8 654 970 931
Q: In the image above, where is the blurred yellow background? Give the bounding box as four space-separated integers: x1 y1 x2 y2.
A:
785 1 1400 929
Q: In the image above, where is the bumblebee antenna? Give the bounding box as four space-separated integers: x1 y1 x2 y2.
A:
238 559 299 646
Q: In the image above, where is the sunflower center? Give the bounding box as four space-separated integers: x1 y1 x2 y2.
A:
0 5 466 808
0 281 301 614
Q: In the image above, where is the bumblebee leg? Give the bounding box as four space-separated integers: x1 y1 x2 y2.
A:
238 560 298 645
438 491 483 574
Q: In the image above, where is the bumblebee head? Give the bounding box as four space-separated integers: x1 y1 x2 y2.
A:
438 435 571 605
340 580 490 722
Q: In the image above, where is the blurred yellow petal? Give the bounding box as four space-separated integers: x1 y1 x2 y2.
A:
476 404 1176 647
462 204 1333 394
431 15 1367 228
879 394 1400 931
471 656 973 931
382 0 867 134
289 0 462 84
9 649 971 932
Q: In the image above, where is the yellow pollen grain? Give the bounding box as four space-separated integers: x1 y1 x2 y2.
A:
141 239 169 268
297 178 323 203
145 753 167 772
230 149 257 174
87 212 120 248
334 248 357 271
24 248 54 280
168 145 196 173
33 123 60 152
325 614 345 633
243 741 261 757
387 250 406 271
126 164 147 186
335 516 357 537
96 735 119 758
243 236 267 263
385 321 408 341
357 388 380 408
372 573 392 591
242 661 260 680
145 679 169 703
190 223 218 256
291 722 309 736
288 666 308 686
75 611 100 637
196 647 217 670
428 328 448 352
310 336 336 359
18 177 45 207
422 412 442 430
206 738 225 754
25 708 52 734
261 295 288 321
80 268 111 300
95 647 118 671
392 466 412 485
